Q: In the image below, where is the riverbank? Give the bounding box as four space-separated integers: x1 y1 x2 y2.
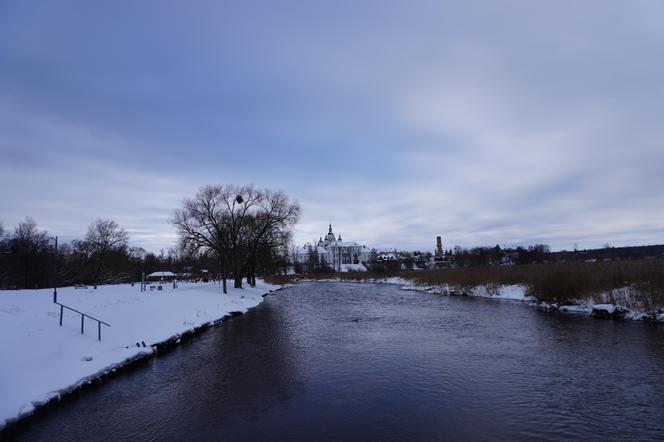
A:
396 281 664 322
0 280 277 430
267 269 664 323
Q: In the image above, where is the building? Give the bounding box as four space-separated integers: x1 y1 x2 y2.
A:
434 236 444 261
293 224 371 271
430 234 453 267
146 271 177 282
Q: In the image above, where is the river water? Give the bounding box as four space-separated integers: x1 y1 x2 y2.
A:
6 282 664 441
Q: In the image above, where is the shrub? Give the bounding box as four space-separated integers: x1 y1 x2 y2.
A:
266 259 664 308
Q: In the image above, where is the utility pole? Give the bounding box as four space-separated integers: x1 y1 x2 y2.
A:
51 236 58 303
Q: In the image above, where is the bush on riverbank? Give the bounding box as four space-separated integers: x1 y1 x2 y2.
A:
267 259 664 307
405 260 664 305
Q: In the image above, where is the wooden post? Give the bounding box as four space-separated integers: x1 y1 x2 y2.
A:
81 314 84 334
98 321 101 341
59 305 63 326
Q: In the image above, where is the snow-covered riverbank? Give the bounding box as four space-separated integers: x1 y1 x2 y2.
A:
396 281 664 322
0 281 277 429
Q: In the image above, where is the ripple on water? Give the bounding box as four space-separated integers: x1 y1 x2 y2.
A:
6 282 664 442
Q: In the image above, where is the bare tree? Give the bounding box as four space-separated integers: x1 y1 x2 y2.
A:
173 184 300 291
242 190 300 286
172 185 232 293
85 219 129 286
219 185 263 289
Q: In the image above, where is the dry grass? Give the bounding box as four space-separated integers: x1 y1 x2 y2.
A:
402 260 664 305
266 259 664 307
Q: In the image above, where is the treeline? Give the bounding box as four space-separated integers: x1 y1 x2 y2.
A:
0 217 195 289
0 184 299 291
433 243 664 267
448 244 551 267
1 217 127 289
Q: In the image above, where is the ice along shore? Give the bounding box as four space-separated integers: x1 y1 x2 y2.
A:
0 280 278 430
289 276 664 322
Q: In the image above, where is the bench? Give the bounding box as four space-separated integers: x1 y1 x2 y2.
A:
74 285 88 289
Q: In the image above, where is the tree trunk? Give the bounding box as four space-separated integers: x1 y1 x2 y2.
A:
24 254 29 289
248 262 256 287
93 256 104 287
219 255 227 294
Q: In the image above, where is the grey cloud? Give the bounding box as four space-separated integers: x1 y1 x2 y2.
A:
1 0 663 252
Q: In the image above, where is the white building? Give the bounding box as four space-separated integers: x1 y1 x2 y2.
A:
146 271 177 282
293 224 371 270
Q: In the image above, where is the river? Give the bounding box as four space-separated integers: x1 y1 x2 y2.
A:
5 282 664 441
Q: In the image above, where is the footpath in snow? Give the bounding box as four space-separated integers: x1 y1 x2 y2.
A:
0 280 276 429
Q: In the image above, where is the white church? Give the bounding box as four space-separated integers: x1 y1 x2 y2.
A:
293 224 372 271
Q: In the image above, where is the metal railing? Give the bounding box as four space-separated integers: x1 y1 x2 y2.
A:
55 302 111 341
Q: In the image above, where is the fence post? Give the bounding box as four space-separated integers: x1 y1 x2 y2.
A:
59 305 63 326
81 314 84 334
98 321 101 341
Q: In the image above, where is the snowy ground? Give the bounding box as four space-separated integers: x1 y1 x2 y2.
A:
397 281 664 322
399 283 532 301
0 280 276 429
339 263 368 272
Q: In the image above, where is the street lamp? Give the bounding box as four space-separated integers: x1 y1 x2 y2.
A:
50 236 58 303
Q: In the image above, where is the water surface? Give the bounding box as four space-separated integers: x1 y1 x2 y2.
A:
6 282 664 441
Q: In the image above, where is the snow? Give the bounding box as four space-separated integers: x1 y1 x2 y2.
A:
0 280 276 429
398 282 531 302
329 241 365 247
146 271 176 277
559 304 591 314
472 284 529 301
591 303 616 314
339 263 367 272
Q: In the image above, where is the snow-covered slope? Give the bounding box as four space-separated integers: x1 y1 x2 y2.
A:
0 281 275 428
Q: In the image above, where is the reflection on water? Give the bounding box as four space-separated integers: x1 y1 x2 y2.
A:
6 282 664 441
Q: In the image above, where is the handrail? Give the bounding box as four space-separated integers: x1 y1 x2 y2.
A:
55 301 111 340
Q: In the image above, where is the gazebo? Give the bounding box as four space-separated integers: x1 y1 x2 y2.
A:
146 271 177 282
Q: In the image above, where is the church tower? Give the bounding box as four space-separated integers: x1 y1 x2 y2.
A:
325 224 336 244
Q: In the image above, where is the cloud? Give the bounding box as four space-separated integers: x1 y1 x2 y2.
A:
1 0 663 252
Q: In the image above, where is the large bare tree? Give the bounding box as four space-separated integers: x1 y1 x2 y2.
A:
85 219 129 286
172 185 233 293
173 184 300 291
241 189 300 286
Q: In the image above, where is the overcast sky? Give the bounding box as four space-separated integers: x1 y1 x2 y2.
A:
1 1 663 252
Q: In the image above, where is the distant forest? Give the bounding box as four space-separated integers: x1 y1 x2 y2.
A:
435 244 664 268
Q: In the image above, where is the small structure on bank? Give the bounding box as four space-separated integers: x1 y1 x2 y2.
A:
146 271 177 282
